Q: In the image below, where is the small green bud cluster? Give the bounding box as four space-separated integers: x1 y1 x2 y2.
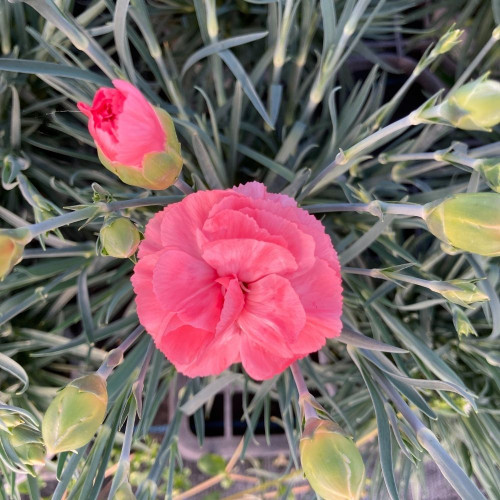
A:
0 409 45 474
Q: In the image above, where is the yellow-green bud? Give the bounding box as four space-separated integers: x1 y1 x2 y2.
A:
9 425 46 466
452 307 477 338
439 77 500 131
100 218 141 259
0 410 24 429
42 373 108 454
434 279 489 307
300 419 365 500
429 28 462 57
423 193 500 256
476 158 500 193
0 228 31 280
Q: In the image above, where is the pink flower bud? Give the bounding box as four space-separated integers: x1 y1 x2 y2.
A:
78 80 183 190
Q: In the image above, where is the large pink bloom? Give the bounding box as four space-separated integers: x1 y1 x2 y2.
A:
131 182 343 380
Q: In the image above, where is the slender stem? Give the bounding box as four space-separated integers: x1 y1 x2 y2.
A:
119 400 137 463
289 362 317 422
97 326 144 379
344 115 415 161
27 206 99 238
106 195 183 211
173 178 194 195
15 195 184 240
300 115 415 199
305 201 425 219
452 32 499 91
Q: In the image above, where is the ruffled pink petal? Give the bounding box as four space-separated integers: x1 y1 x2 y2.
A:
237 274 306 356
289 258 343 323
240 207 316 271
160 190 231 258
288 315 342 356
157 325 214 368
182 327 242 377
202 209 286 248
131 252 173 337
240 335 295 380
138 209 168 258
153 249 223 331
202 238 298 283
216 278 245 334
233 181 297 207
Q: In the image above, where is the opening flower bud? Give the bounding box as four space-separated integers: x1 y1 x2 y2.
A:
0 228 31 280
433 279 489 307
300 419 365 500
42 373 108 454
9 425 46 466
100 217 141 258
439 77 500 131
78 80 183 190
423 193 500 256
476 158 500 193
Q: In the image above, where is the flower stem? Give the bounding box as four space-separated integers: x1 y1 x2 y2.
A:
305 201 425 219
97 326 144 379
290 362 317 422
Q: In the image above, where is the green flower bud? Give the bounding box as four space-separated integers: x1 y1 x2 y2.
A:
439 77 500 131
0 410 24 430
300 419 365 500
429 28 462 58
432 279 489 307
42 373 108 454
452 306 477 338
423 193 500 256
476 158 500 193
9 425 46 466
0 228 31 280
100 217 141 258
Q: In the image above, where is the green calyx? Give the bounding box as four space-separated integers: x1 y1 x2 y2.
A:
42 373 108 454
100 217 141 258
423 192 500 257
97 107 183 190
300 419 365 500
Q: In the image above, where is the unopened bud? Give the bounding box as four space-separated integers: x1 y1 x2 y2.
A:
0 228 31 280
42 373 108 454
100 217 141 258
9 425 46 466
0 410 24 429
452 306 477 338
423 193 500 256
430 28 462 57
432 279 489 307
439 77 500 131
300 419 365 500
476 158 500 193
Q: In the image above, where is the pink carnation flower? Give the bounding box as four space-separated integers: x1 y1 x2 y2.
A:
132 182 343 380
78 80 182 190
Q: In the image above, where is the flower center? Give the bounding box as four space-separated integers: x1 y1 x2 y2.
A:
91 89 126 141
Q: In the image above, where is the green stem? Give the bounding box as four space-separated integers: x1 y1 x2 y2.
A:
306 201 425 219
21 195 183 239
290 362 317 422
